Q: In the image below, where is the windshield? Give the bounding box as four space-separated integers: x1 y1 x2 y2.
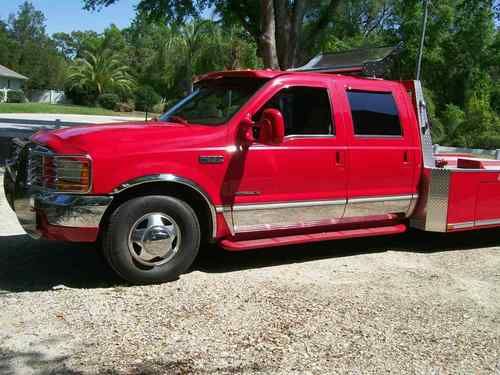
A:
160 78 267 125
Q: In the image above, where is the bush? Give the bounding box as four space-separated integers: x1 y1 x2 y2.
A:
7 90 26 103
64 84 98 106
135 86 161 112
152 102 165 114
115 102 135 112
98 93 120 110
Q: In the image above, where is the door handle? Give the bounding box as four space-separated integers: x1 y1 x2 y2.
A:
403 150 409 163
336 151 343 166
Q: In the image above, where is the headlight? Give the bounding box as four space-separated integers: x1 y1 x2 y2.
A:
42 155 91 193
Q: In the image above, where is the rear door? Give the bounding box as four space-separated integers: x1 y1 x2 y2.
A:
339 80 418 220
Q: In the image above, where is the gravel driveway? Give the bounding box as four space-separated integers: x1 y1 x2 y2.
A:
1 170 499 374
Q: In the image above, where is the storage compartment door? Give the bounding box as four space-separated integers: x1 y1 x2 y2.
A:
475 182 500 227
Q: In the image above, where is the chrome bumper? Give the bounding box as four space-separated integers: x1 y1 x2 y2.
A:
3 162 112 239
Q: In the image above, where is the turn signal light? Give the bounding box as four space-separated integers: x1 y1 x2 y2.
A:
42 155 91 193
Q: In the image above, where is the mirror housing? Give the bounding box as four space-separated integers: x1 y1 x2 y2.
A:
258 109 285 145
239 117 256 146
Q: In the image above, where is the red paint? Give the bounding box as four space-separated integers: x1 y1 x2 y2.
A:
28 70 500 249
37 214 99 242
220 224 407 251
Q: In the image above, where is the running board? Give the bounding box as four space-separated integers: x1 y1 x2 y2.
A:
219 224 407 251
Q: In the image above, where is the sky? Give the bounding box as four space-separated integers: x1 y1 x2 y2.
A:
0 0 138 35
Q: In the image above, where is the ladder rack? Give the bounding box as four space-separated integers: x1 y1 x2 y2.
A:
290 43 403 77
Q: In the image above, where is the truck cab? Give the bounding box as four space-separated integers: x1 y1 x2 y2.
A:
4 67 500 284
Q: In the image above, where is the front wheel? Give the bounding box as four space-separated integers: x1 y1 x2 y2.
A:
102 195 201 284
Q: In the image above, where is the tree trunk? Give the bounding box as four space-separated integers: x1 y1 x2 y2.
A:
259 0 280 69
287 0 307 68
274 0 291 69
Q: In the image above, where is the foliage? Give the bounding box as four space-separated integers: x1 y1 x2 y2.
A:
135 85 161 111
97 93 120 110
1 2 66 90
6 90 26 103
1 1 499 149
115 102 135 112
65 50 136 98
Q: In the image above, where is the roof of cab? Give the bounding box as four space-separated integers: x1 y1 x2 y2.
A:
195 69 387 84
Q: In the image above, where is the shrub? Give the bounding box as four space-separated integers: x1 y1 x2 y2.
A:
135 86 161 112
115 102 135 112
64 84 98 106
152 102 165 114
7 90 26 103
98 93 120 110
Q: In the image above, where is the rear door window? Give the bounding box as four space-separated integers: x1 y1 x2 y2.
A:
347 91 402 137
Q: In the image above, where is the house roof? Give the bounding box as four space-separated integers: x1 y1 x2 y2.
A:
0 64 28 80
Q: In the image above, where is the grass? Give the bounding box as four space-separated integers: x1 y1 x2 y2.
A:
0 103 151 117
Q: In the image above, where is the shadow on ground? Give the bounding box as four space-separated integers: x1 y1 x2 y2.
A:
0 347 78 375
0 346 271 375
0 228 499 293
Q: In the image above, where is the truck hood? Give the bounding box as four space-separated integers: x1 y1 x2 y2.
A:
32 121 226 155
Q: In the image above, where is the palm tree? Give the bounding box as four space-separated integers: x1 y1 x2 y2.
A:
66 50 136 97
172 20 214 93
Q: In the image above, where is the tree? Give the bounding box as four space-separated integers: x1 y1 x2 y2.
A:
83 0 346 69
53 30 101 59
2 1 67 90
66 50 136 98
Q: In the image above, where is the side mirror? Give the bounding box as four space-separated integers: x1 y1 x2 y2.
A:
239 117 256 146
258 109 285 145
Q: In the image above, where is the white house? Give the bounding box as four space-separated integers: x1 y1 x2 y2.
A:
0 64 28 102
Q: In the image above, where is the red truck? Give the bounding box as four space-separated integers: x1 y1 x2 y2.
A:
4 51 500 284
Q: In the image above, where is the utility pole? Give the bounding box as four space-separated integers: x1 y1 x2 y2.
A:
416 0 430 81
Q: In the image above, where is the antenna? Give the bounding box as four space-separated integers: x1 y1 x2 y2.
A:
416 0 430 81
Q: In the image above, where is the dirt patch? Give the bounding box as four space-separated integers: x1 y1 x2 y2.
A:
1 171 499 374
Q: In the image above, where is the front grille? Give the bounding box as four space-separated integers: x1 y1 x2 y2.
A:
27 145 52 188
21 143 91 193
9 139 25 162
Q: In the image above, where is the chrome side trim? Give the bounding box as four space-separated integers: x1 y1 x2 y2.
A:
448 219 500 231
347 195 413 204
113 174 218 239
344 194 413 218
448 222 475 230
475 218 500 227
231 199 346 234
233 199 346 211
223 195 418 234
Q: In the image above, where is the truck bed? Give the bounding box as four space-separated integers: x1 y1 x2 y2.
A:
411 153 500 232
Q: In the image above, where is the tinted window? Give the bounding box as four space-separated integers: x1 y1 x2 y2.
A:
347 91 402 136
254 87 333 136
161 78 266 125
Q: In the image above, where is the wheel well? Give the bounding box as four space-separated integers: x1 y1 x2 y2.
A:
100 182 215 243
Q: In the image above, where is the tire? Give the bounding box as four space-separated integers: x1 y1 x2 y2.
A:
102 195 201 284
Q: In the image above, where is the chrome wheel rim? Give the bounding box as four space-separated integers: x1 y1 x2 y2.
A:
127 213 181 267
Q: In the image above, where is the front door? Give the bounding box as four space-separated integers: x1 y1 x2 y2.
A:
227 81 347 234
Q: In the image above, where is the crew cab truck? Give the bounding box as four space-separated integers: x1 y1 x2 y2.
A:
4 64 500 284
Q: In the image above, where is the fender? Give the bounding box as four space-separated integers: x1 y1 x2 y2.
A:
112 174 218 239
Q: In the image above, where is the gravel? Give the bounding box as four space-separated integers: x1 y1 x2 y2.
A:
1 170 499 374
